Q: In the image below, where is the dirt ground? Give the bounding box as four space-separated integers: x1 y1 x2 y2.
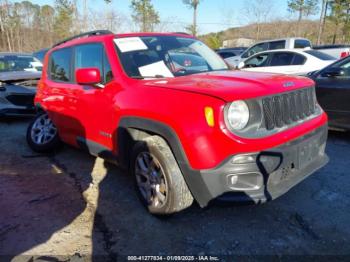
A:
0 118 349 261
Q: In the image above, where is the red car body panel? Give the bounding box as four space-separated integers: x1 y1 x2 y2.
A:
35 33 328 171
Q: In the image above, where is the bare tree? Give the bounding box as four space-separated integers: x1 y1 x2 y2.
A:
317 0 327 45
244 0 275 41
89 9 124 32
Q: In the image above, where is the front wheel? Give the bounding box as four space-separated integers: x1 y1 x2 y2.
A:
131 136 193 215
26 112 62 153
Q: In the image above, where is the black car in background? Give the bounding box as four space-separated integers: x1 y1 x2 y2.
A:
216 47 247 59
33 48 49 63
308 55 350 130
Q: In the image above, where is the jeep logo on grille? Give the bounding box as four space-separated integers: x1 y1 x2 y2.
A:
283 81 295 88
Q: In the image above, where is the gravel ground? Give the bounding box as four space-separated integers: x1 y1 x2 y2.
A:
0 118 349 261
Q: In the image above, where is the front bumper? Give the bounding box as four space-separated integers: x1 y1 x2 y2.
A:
190 124 328 207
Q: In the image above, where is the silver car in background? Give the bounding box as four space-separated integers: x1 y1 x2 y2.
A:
0 53 42 117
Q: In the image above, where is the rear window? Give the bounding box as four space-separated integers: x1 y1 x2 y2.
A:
304 50 336 60
270 52 294 66
49 48 72 82
269 40 286 50
291 54 306 65
294 39 311 49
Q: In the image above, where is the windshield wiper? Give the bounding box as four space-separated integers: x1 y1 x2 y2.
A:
130 75 165 79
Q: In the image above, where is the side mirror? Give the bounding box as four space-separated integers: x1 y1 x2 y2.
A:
76 68 102 87
238 61 245 69
321 67 345 78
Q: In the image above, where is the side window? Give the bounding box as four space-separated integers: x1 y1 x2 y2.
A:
75 43 113 84
75 43 103 75
244 43 268 58
270 52 294 66
269 40 286 50
294 39 311 49
330 58 350 77
50 48 72 82
244 53 270 68
291 54 306 65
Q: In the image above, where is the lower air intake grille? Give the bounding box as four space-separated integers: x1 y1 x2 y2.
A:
262 87 316 131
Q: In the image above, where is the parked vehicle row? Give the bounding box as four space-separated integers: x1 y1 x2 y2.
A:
238 49 336 75
224 37 312 67
218 38 350 76
24 31 329 215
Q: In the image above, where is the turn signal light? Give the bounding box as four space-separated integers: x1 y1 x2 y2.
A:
204 106 215 127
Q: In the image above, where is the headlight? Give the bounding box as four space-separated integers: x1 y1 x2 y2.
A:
227 100 250 130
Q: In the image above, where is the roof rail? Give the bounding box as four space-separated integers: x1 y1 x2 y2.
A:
52 30 114 48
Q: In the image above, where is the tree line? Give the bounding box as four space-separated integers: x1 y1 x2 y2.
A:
204 0 350 49
0 0 349 53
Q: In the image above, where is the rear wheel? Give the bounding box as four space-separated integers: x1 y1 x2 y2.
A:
26 112 62 153
131 136 193 215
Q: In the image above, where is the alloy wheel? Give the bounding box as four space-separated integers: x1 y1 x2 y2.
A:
31 114 57 145
135 152 168 208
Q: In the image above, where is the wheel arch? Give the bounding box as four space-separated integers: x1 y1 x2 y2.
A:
117 116 212 207
117 117 189 171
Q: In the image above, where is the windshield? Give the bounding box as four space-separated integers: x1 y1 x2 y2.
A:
304 50 335 61
114 36 228 78
0 54 42 72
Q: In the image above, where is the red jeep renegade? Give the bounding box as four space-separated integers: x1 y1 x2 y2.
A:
27 31 328 214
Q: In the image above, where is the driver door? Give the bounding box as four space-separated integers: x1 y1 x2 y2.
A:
73 43 117 152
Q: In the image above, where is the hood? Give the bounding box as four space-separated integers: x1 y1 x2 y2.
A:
0 71 41 82
145 70 315 102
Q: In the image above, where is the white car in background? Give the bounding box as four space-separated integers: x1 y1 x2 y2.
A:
225 37 312 68
238 49 336 76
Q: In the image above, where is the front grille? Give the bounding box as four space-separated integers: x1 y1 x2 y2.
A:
262 87 316 131
6 94 35 107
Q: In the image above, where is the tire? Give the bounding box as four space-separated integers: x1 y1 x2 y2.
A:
26 112 62 153
131 135 193 215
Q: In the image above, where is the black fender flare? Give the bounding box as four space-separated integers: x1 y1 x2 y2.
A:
118 116 213 207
